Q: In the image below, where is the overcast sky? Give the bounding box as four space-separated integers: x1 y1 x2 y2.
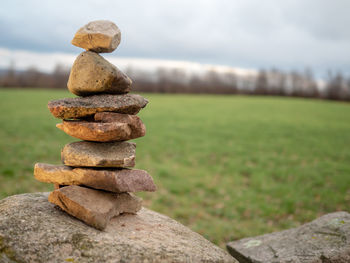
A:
0 0 349 78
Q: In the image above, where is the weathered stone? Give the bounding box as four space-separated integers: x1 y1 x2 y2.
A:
57 121 130 142
56 113 146 142
95 112 146 138
227 212 350 263
67 51 132 96
71 20 121 53
0 193 235 263
34 163 156 193
61 141 136 168
48 186 142 230
54 183 61 190
48 94 148 119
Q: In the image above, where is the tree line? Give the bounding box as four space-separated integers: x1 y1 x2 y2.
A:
1 62 349 101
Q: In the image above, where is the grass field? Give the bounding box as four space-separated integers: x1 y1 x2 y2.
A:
0 88 350 248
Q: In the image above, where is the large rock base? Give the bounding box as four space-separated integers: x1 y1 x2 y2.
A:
0 193 235 263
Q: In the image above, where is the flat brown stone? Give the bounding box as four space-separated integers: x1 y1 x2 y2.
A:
56 121 130 142
48 94 148 119
56 113 146 142
67 51 132 96
34 163 156 193
95 112 146 138
48 185 142 230
71 20 121 53
61 141 136 168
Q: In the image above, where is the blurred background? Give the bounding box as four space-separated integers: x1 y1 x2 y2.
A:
0 0 349 247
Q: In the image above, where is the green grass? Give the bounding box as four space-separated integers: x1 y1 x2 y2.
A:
1 88 350 248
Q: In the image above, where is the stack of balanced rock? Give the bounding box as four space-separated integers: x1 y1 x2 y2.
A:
33 20 156 230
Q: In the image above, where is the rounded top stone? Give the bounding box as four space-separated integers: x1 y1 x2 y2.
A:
71 20 121 53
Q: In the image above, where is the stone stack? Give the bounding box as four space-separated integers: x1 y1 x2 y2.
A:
34 20 156 230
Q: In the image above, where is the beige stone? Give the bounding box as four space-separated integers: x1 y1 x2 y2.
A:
67 51 132 96
71 20 121 53
61 141 136 168
56 113 146 142
48 94 148 119
34 163 156 193
48 185 142 230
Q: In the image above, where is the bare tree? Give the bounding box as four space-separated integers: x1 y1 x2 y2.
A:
255 69 268 95
303 68 319 98
290 70 305 97
2 60 16 87
1 60 349 102
51 63 69 89
326 71 346 100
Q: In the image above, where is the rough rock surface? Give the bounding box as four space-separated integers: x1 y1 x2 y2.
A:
48 186 142 230
56 115 145 142
34 163 156 193
67 51 132 96
95 112 146 137
0 193 235 263
61 141 136 168
48 94 148 119
71 20 121 53
227 212 350 263
57 121 130 142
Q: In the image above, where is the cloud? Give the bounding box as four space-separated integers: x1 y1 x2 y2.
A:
0 0 349 77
